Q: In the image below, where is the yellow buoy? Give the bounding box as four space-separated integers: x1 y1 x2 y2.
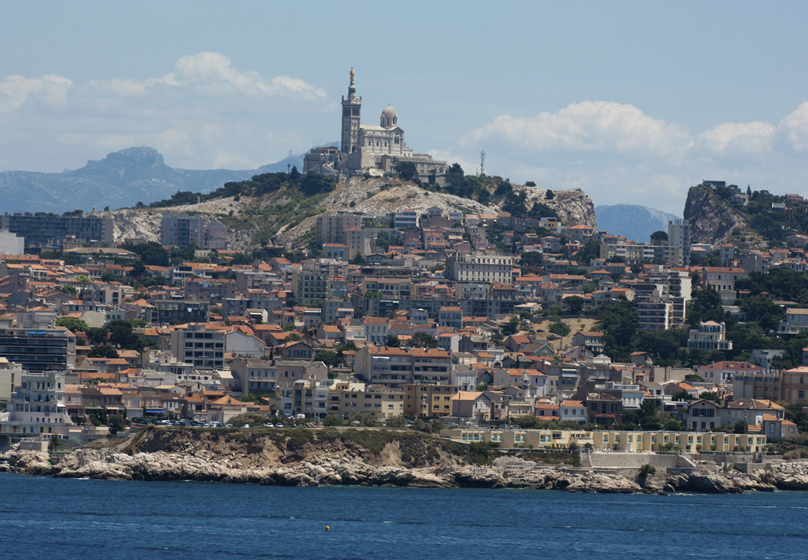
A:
325 526 330 531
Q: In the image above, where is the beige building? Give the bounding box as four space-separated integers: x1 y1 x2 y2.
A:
440 428 767 453
326 385 404 421
403 384 458 417
316 211 362 246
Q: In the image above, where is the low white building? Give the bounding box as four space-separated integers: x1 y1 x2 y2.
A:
0 372 74 444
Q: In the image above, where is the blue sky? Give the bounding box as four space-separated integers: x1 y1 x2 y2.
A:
1 1 807 214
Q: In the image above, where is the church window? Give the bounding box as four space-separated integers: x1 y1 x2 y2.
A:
395 137 399 144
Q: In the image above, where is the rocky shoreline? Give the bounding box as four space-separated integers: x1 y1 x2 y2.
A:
3 447 808 494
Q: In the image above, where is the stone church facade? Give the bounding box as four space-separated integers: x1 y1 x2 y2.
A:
304 69 447 183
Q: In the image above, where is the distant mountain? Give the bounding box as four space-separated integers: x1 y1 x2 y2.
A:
0 147 306 214
595 204 681 243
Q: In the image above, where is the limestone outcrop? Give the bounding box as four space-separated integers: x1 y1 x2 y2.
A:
683 185 767 249
94 176 597 251
3 431 807 494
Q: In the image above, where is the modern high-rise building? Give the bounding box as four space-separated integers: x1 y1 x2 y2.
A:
668 219 691 266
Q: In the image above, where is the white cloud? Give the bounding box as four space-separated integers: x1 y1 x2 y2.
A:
461 101 692 157
696 121 775 154
0 52 331 171
453 100 808 214
778 102 808 153
0 74 72 112
161 52 327 100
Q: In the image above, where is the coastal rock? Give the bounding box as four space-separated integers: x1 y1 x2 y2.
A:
0 450 51 472
666 471 742 494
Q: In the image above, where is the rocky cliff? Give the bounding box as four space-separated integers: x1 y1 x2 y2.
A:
1 427 805 494
683 185 767 250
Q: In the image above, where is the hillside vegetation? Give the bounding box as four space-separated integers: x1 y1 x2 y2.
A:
101 166 596 249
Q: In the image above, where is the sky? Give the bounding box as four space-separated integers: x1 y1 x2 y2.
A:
1 1 807 214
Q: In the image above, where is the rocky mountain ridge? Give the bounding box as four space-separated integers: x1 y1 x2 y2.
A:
0 147 303 215
595 204 680 243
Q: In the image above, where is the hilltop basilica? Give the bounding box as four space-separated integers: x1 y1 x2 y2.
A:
303 69 447 183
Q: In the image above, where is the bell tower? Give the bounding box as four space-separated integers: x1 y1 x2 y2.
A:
340 67 362 154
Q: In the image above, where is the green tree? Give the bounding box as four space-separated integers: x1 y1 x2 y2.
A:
410 331 438 348
375 231 390 252
56 318 90 333
549 320 570 337
88 345 119 358
100 271 117 283
123 241 170 267
519 251 543 268
384 334 401 347
395 161 418 181
107 414 125 435
671 390 694 402
86 327 109 346
385 415 407 427
650 231 668 245
545 189 554 200
564 296 585 315
107 320 143 351
314 350 342 367
573 240 601 265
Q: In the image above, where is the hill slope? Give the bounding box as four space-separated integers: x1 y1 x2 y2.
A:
98 175 597 250
595 204 680 243
0 147 304 214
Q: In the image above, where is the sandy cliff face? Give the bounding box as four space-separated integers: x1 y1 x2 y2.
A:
683 185 767 249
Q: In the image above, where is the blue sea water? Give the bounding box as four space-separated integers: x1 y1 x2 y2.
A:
0 472 806 559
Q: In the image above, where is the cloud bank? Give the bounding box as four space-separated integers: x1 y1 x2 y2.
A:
446 101 808 214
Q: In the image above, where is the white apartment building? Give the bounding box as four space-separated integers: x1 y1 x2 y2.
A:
446 252 513 284
0 372 73 441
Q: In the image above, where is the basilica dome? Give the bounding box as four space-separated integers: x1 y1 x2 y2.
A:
380 105 397 128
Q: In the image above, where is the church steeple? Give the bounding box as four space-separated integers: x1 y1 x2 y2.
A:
340 68 362 153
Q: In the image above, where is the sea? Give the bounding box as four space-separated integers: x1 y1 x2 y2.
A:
0 472 805 560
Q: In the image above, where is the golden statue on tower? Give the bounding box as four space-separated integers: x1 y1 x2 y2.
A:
350 67 354 86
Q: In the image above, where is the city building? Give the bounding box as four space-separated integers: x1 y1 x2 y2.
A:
170 323 225 370
445 252 514 284
0 213 113 250
160 213 228 249
668 219 691 266
687 321 733 351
